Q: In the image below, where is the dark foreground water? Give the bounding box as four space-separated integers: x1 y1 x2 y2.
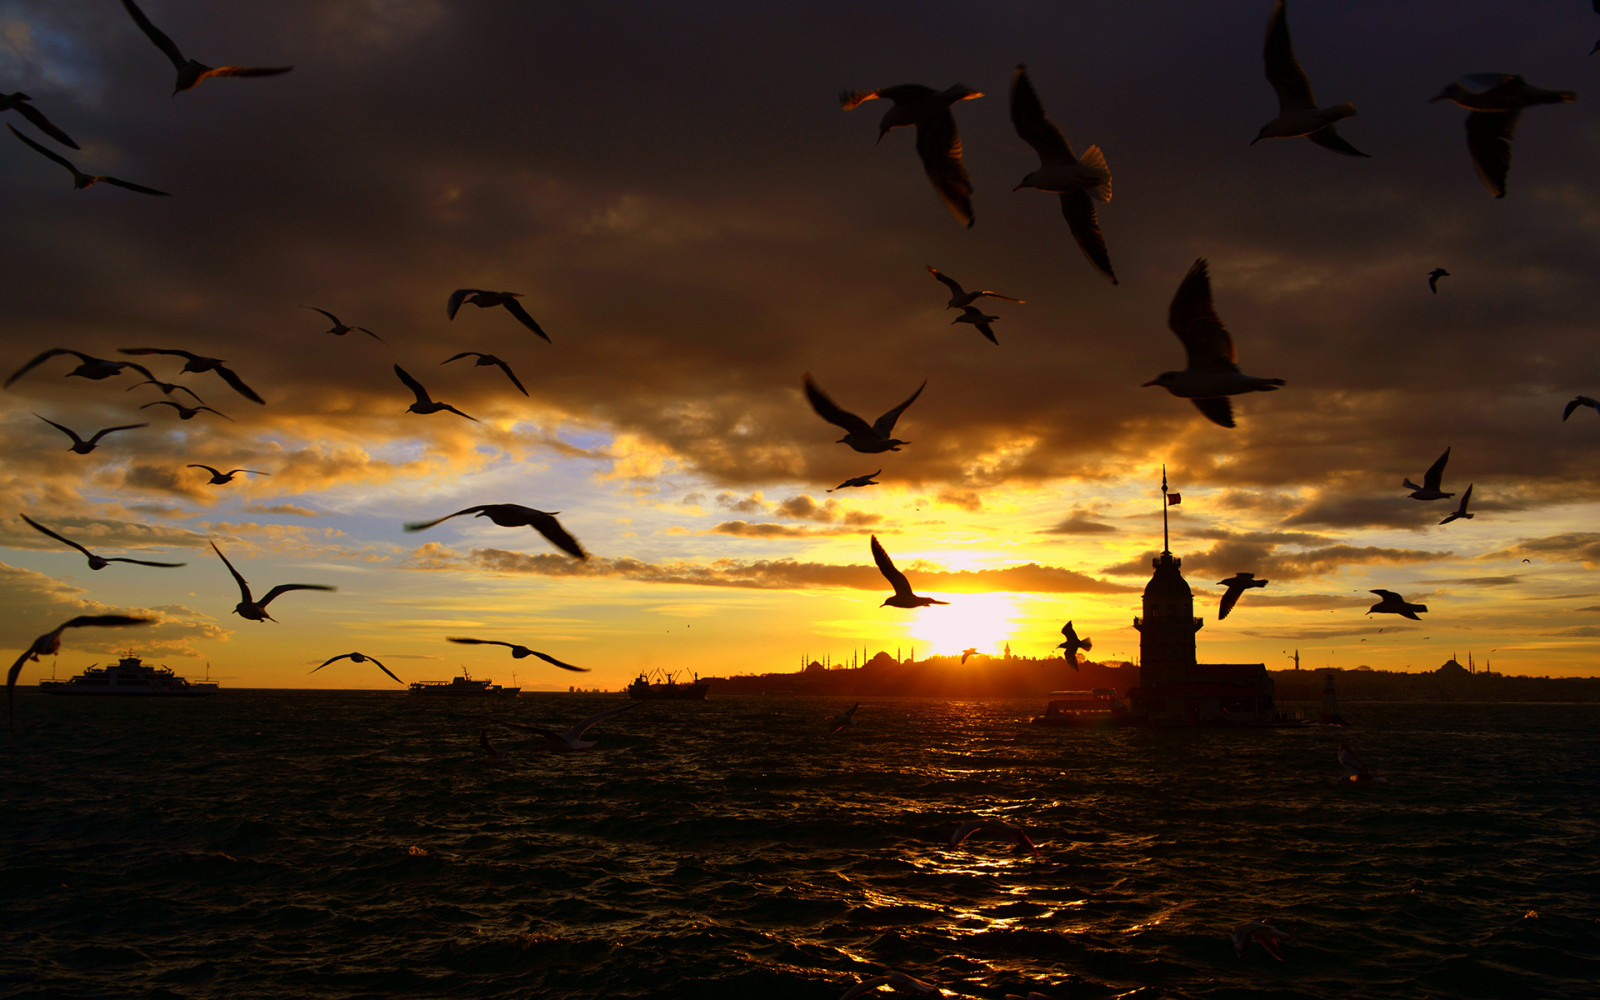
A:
2 693 1597 999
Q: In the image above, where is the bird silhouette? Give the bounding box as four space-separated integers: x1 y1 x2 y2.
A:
126 376 205 403
926 266 1024 309
19 514 185 571
446 637 588 671
303 307 383 343
1217 572 1268 620
1430 74 1575 198
871 535 947 608
141 400 231 421
826 702 860 736
827 470 881 492
1 92 79 148
840 83 982 227
1252 0 1366 156
120 0 292 93
118 348 264 403
210 541 334 622
1338 741 1390 784
1368 589 1427 620
442 352 528 395
952 305 1000 344
393 364 477 421
949 818 1039 858
1562 395 1599 420
1057 621 1092 668
403 503 587 559
1231 920 1292 960
803 373 926 453
1009 64 1118 283
7 125 170 194
1427 268 1450 293
187 465 268 485
35 414 146 454
1439 484 1475 525
494 701 640 752
1403 447 1454 500
447 289 550 341
5 349 154 388
9 614 151 735
310 652 403 685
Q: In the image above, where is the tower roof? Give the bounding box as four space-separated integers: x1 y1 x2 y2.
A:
1144 550 1192 600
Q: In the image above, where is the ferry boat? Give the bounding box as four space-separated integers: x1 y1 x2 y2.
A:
408 670 520 697
38 653 219 697
626 670 709 701
1031 688 1131 728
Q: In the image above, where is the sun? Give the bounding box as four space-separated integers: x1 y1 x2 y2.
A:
906 592 1023 659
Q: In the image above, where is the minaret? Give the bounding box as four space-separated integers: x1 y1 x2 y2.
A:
1134 466 1200 689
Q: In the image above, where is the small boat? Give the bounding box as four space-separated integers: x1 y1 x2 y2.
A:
626 670 709 700
39 652 219 696
1031 688 1130 727
408 670 519 697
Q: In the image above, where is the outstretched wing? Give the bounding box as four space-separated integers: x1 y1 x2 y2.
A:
1262 0 1316 113
870 379 927 437
926 266 963 298
100 174 171 196
35 414 84 446
500 298 551 343
19 514 93 557
257 583 336 608
565 699 641 741
1009 64 1074 161
210 364 263 404
492 358 529 396
12 99 79 149
393 364 431 404
209 541 253 604
1168 259 1237 370
86 423 148 444
1465 111 1518 199
913 108 974 227
106 557 186 568
802 374 874 436
364 655 403 685
310 653 353 673
1306 125 1369 158
445 636 514 648
446 288 480 319
6 348 82 388
1422 447 1451 491
403 507 486 532
8 122 77 173
870 535 911 597
528 510 587 559
530 650 589 672
120 0 188 70
1060 189 1117 284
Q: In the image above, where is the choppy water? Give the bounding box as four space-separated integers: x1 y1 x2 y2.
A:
2 693 1597 999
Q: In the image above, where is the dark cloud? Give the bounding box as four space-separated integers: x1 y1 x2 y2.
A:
1041 511 1115 535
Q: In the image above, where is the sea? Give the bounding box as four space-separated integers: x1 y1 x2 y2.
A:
2 692 1596 1000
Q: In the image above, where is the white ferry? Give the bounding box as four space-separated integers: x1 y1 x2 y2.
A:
39 653 220 696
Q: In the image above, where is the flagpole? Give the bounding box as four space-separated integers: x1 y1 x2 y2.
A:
1162 465 1169 554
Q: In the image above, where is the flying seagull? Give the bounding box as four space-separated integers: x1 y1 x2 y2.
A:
1009 64 1118 283
19 514 185 571
35 415 146 454
187 465 268 485
1438 484 1475 525
118 348 264 403
951 305 999 344
479 729 509 763
826 702 860 736
442 352 528 396
1 92 79 148
803 373 926 453
7 125 170 194
495 701 640 753
5 349 154 388
447 289 550 342
960 647 978 664
126 376 205 403
871 534 948 609
310 652 403 685
141 400 231 421
1427 268 1450 293
1231 920 1292 961
1337 741 1390 784
8 614 151 735
393 364 477 421
303 307 383 343
1430 74 1576 198
1143 258 1284 428
1057 621 1092 668
1403 447 1454 500
120 0 292 94
925 266 1024 310
1562 395 1599 420
403 503 587 559
210 541 335 622
840 83 982 227
1217 572 1268 620
949 818 1039 858
1367 589 1426 620
827 470 881 492
445 637 589 671
1252 0 1366 156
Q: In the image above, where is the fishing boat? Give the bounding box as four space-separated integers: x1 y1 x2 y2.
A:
38 652 219 696
626 670 709 700
408 670 519 697
1031 688 1131 727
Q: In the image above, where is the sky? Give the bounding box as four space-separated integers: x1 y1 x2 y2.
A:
1 0 1598 691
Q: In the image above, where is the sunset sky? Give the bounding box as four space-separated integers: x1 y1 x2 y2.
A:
2 1 1597 690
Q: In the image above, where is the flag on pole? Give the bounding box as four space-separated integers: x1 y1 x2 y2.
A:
1166 492 1182 505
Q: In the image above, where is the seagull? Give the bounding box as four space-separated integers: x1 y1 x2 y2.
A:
210 541 335 622
187 465 268 485
838 972 942 1000
118 348 263 404
1144 259 1284 428
496 700 640 753
1439 484 1475 525
1562 395 1599 420
949 818 1039 858
1217 572 1268 620
403 504 587 559
1 92 79 148
1338 741 1390 784
871 535 948 609
827 470 881 492
1403 447 1454 500
925 266 1024 310
1057 620 1092 668
35 414 146 454
120 0 292 94
1430 74 1575 198
951 305 999 344
1231 920 1293 960
1368 589 1427 620
1425 268 1451 294
1252 1 1366 156
5 349 154 388
141 400 231 421
445 637 589 672
1009 64 1118 283
479 729 508 763
7 125 171 195
126 376 205 403
310 652 403 685
303 307 383 343
825 702 859 736
446 289 550 342
393 364 476 421
442 352 528 396
19 514 186 571
960 647 978 664
803 373 926 453
840 83 982 227
8 614 151 735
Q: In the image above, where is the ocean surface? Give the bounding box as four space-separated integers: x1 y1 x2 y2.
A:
2 692 1596 1000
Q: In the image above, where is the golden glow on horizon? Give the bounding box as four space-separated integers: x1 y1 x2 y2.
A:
907 592 1022 658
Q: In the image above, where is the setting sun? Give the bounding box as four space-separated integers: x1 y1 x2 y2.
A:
907 592 1023 659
